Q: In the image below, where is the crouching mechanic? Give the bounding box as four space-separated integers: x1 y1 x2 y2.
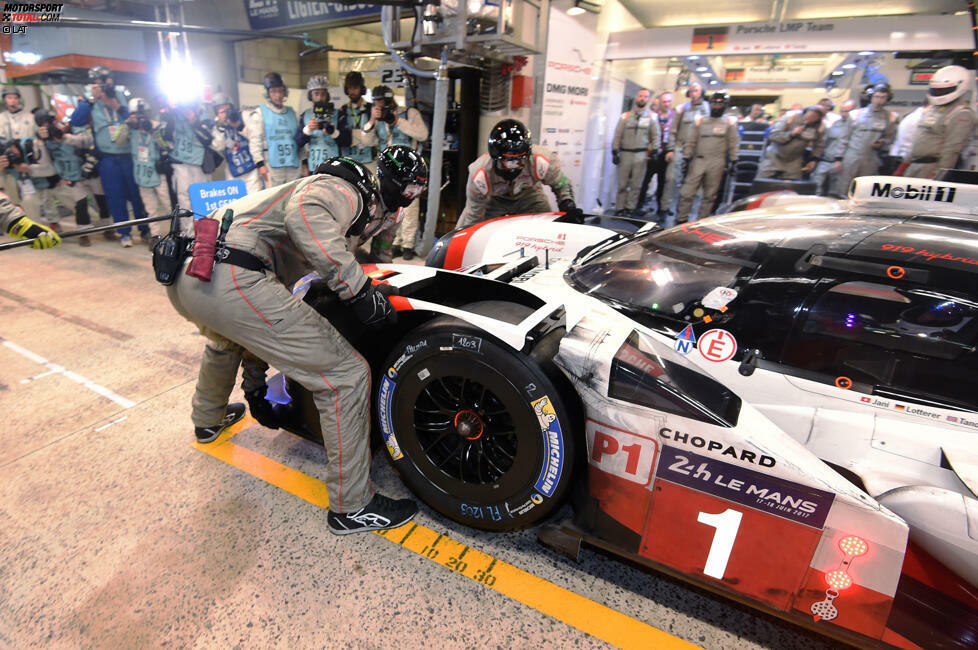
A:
166 154 428 535
1 188 60 248
456 119 581 230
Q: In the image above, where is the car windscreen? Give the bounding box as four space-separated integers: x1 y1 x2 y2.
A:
567 226 759 319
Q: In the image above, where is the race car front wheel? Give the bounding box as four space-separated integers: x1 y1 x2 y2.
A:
376 314 575 531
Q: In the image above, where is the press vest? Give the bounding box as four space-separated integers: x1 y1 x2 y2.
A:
91 98 128 154
45 140 83 182
171 117 205 166
340 102 373 163
259 104 299 168
222 127 257 177
301 108 340 172
375 111 415 148
131 129 162 187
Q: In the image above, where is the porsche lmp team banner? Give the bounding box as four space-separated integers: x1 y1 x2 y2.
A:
539 10 598 198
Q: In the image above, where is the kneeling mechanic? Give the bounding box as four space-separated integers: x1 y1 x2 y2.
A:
166 146 429 535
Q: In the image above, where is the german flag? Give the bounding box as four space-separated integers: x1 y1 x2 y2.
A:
691 26 729 52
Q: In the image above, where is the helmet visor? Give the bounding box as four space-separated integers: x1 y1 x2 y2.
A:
929 84 959 98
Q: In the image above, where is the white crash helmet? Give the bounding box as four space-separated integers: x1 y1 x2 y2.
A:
928 65 972 106
306 75 329 102
128 97 150 114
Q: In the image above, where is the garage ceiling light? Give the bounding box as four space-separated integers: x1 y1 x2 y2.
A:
567 6 585 14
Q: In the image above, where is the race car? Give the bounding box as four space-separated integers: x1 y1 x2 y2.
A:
273 175 978 648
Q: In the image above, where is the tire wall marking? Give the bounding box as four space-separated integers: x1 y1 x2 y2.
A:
193 420 695 650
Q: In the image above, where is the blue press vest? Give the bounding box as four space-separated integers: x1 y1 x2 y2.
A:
375 111 415 148
259 104 299 168
171 117 205 166
222 127 257 177
301 108 340 172
131 129 162 187
91 97 128 154
45 140 83 182
340 102 374 163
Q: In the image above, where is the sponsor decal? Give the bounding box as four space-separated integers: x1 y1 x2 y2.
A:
532 396 564 497
675 324 696 354
378 376 403 460
452 333 483 354
587 420 658 485
505 497 538 517
658 445 834 528
870 181 956 203
659 427 775 467
879 243 978 267
698 328 737 363
404 340 428 354
680 222 732 245
702 286 738 310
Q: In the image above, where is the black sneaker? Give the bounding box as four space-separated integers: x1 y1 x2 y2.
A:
401 249 415 261
194 402 246 443
327 493 418 535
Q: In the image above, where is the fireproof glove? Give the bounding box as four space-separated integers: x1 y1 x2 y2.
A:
8 216 61 249
611 150 620 165
244 387 281 430
348 280 398 328
558 199 584 224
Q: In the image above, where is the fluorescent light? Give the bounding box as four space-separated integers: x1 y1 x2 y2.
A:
701 72 713 78
566 6 585 14
831 70 845 76
687 55 700 60
696 66 708 72
842 63 856 69
858 50 875 55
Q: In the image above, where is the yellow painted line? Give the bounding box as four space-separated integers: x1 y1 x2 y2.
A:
194 422 697 650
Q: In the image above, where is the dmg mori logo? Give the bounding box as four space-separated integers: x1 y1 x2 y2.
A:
870 182 957 203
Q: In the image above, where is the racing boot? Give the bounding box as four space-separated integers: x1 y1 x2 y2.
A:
194 402 246 443
327 493 418 535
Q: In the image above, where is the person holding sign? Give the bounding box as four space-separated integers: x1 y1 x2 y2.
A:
246 72 301 188
166 155 428 535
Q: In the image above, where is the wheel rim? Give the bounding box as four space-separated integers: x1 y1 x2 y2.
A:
414 375 517 485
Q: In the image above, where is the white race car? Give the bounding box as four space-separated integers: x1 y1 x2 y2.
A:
276 176 978 648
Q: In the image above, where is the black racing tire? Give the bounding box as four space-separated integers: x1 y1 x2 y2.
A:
376 310 576 531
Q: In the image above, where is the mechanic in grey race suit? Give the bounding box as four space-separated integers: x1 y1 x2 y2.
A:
0 188 60 247
756 106 825 180
904 65 977 179
611 88 658 215
456 119 581 229
662 83 710 215
837 84 897 193
167 154 427 535
812 99 855 197
676 92 739 223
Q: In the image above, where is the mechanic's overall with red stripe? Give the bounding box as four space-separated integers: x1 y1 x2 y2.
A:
456 119 581 229
167 150 428 535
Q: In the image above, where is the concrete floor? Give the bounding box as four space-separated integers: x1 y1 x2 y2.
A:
0 226 846 649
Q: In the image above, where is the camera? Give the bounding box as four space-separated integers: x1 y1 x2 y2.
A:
380 102 396 125
312 101 335 134
0 137 36 166
372 85 398 125
33 109 63 140
81 150 100 179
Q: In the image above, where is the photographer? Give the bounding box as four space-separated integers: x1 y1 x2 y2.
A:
245 72 300 187
160 98 214 210
114 98 169 245
0 86 35 210
212 93 261 194
361 85 428 261
71 65 150 247
296 76 340 176
38 110 112 247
